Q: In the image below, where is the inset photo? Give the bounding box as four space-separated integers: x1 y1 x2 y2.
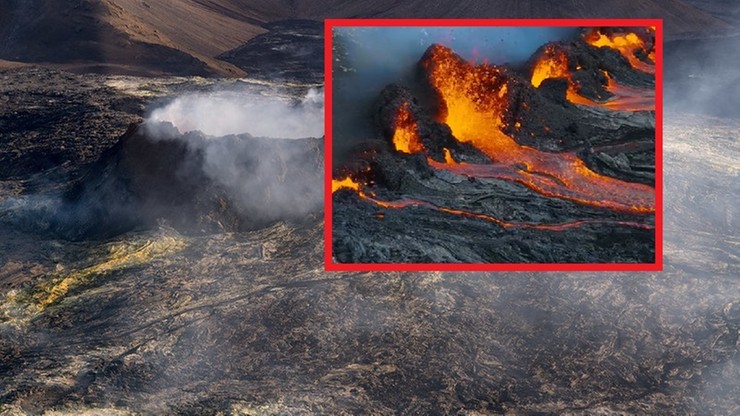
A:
325 19 662 271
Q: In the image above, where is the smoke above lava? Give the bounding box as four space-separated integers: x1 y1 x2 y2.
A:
664 33 740 118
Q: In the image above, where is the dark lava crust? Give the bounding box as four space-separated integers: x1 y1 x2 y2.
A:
218 20 324 84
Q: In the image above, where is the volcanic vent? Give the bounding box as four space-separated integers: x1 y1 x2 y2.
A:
331 27 657 264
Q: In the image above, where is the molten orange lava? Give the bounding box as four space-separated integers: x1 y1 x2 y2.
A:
530 46 600 106
423 44 654 214
332 176 361 193
443 148 455 164
531 46 568 88
333 180 653 231
392 102 425 154
584 29 654 74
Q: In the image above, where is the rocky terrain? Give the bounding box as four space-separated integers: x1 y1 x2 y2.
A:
0 59 738 413
218 20 324 85
1 1 739 414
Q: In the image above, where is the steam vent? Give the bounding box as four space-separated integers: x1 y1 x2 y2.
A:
331 27 657 264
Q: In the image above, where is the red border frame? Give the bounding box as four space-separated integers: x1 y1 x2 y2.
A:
324 18 663 272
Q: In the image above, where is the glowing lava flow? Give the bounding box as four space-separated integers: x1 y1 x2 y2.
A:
531 46 653 111
601 70 654 112
332 44 655 232
584 29 655 74
332 177 361 193
423 44 654 215
332 176 653 231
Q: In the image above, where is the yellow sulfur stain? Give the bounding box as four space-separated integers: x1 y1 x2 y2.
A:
24 233 187 312
34 235 186 308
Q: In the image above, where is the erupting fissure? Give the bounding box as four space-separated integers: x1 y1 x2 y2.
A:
422 44 654 215
531 45 596 107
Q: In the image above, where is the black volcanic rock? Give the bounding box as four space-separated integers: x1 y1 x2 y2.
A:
373 84 489 166
218 20 323 84
0 67 145 182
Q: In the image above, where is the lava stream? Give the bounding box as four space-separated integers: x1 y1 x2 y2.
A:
332 177 653 231
601 70 654 111
423 45 654 215
426 155 653 214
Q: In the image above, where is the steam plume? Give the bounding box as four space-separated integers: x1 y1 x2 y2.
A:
147 88 324 138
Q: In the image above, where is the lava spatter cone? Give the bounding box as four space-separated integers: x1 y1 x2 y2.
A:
527 38 655 112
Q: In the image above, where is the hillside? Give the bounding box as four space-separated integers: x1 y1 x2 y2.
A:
685 0 740 27
103 0 266 57
290 0 732 37
0 0 264 76
0 0 734 76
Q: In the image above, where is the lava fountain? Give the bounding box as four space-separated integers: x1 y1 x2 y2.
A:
332 42 655 232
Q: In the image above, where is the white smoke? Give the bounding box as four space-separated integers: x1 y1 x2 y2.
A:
138 87 325 229
0 88 327 238
147 88 324 138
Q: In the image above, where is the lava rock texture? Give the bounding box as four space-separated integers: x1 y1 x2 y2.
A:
219 20 324 85
0 48 737 415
